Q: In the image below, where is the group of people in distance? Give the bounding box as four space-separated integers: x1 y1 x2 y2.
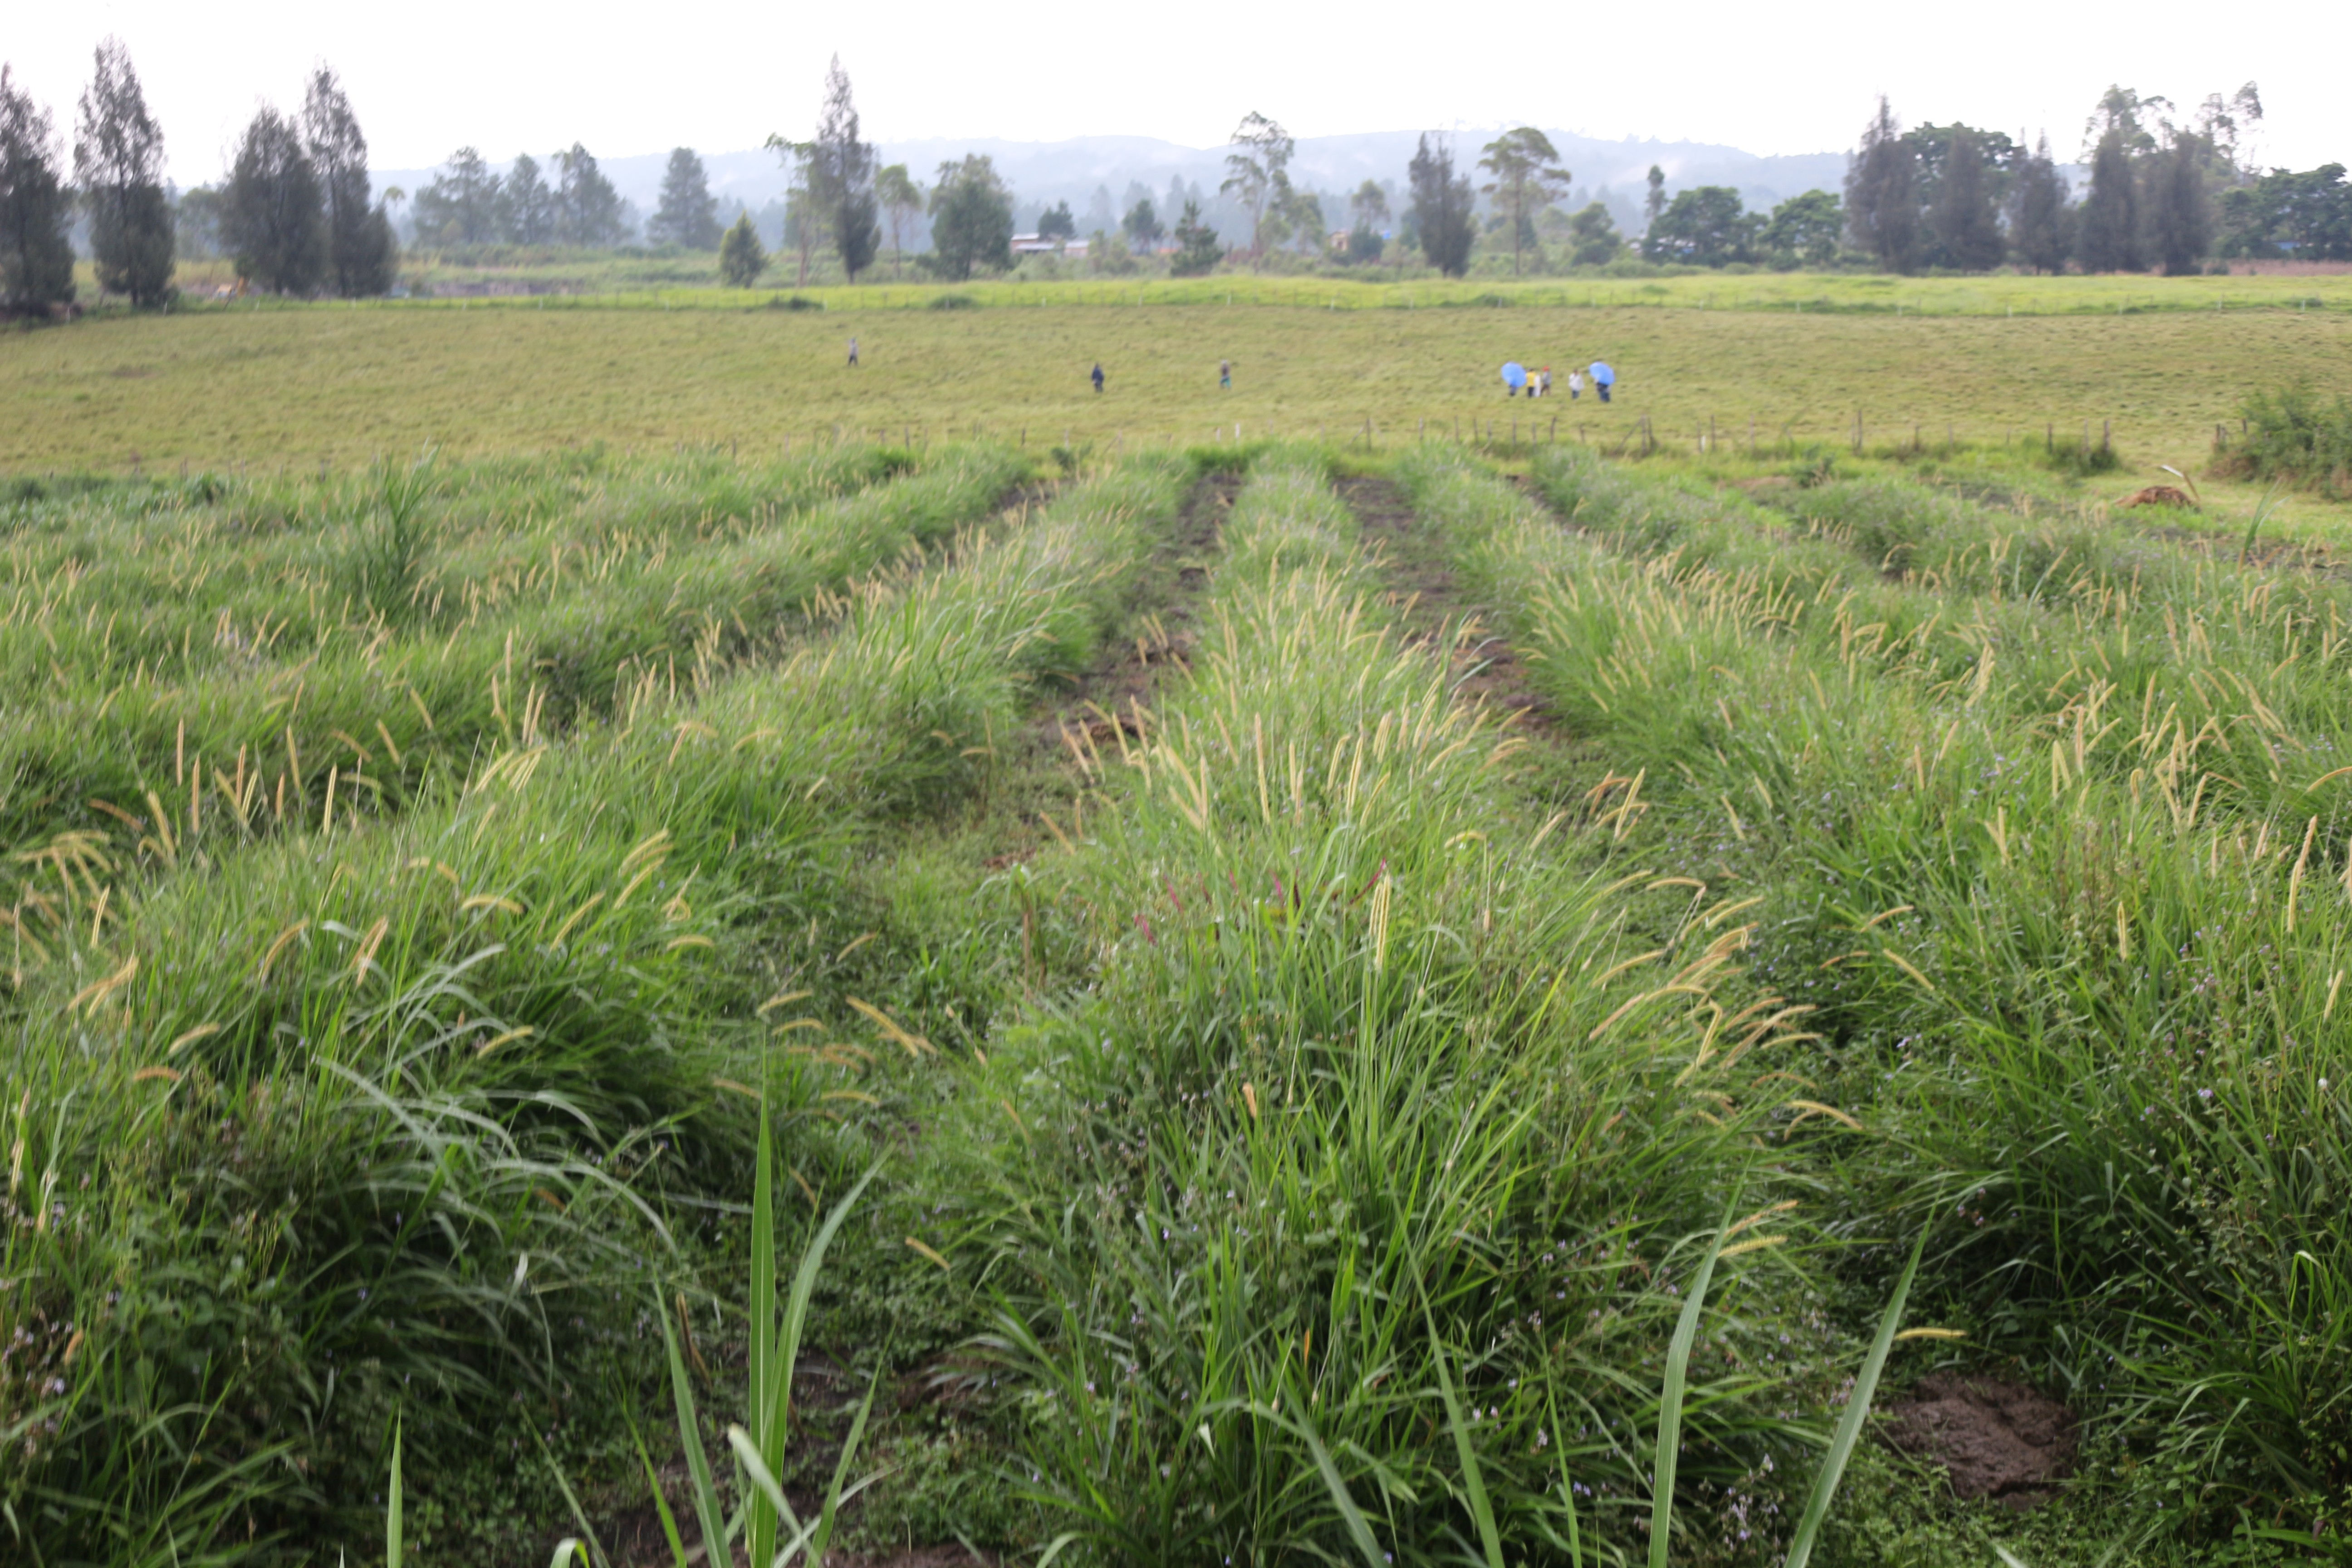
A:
1502 359 1614 403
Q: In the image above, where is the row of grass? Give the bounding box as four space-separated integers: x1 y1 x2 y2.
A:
1408 444 2352 1549
0 446 1030 941
0 454 1189 1563
889 451 1854 1564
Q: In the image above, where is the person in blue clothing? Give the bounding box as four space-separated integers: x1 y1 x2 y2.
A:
1091 363 1106 393
1589 359 1616 403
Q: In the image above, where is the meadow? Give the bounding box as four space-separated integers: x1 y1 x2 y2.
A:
7 284 2352 1567
6 280 2351 490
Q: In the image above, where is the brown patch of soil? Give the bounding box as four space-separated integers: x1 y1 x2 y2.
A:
2117 484 2195 509
1882 1373 2077 1509
1339 474 1552 733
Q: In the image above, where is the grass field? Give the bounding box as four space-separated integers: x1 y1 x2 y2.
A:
9 430 2352 1567
9 285 2352 1566
7 289 2351 482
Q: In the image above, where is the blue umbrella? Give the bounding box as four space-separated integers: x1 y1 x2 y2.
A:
1589 360 1616 386
1501 361 1527 389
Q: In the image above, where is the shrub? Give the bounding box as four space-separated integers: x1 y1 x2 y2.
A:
2215 383 2352 496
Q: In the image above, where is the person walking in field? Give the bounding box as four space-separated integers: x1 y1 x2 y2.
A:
1092 363 1106 394
848 337 860 368
1220 359 1232 391
1567 368 1583 401
1538 367 1553 398
1589 360 1616 403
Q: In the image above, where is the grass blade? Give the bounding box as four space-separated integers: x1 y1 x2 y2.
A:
1650 1218 1732 1568
747 1100 780 1568
661 1297 732 1567
387 1420 402 1568
1425 1305 1504 1568
809 1365 888 1564
627 1409 691 1568
1782 1226 1931 1568
1544 1380 1583 1568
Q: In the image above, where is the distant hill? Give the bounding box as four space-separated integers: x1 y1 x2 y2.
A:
374 128 1852 248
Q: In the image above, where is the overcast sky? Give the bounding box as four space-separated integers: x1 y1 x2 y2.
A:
4 0 2337 185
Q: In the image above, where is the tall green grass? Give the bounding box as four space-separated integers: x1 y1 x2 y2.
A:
0 454 1186 1563
1429 441 2352 1545
928 451 1839 1565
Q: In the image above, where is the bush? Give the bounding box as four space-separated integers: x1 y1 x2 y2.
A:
762 293 823 311
2215 383 2352 496
926 293 977 311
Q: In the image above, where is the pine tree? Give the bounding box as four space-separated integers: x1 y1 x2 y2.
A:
650 148 722 250
2145 127 2211 276
1169 197 1222 276
554 144 625 246
813 59 879 281
505 154 553 244
224 104 323 294
1844 96 1920 271
75 39 173 306
303 67 397 296
718 211 766 286
2007 134 2073 273
1408 134 1475 277
0 67 75 314
2076 129 2140 272
412 147 502 244
1931 127 2004 271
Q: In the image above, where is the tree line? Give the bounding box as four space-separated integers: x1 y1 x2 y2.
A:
2 39 400 313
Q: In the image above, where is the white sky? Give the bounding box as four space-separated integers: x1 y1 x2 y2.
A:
3 0 2340 184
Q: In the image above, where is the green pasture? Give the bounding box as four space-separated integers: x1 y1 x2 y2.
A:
6 285 2350 494
8 429 2352 1566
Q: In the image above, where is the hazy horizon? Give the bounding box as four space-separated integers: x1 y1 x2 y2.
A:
5 0 2335 188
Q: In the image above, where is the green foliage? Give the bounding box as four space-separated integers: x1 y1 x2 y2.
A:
1168 197 1223 277
2223 382 2352 495
304 67 398 298
0 65 79 313
224 104 323 294
1409 134 1475 277
75 39 175 307
1650 186 1757 267
926 154 1013 281
649 147 723 250
718 210 766 287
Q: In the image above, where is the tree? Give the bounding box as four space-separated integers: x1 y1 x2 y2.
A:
505 154 553 244
1122 196 1164 250
224 104 323 294
555 144 627 246
0 67 75 313
1759 190 1841 267
2076 128 2140 272
75 39 172 305
175 185 226 258
1284 188 1325 253
1566 201 1623 266
2007 135 2072 272
718 210 766 287
1931 127 2004 271
1037 201 1076 244
926 154 1012 281
1479 127 1573 274
1169 197 1222 276
413 147 502 244
2145 127 2211 276
1408 134 1475 277
304 67 397 296
1643 164 1666 241
1844 96 1920 271
1345 181 1389 263
1648 186 1755 266
810 58 878 281
1220 111 1293 260
2218 163 2352 261
877 163 923 274
649 147 721 249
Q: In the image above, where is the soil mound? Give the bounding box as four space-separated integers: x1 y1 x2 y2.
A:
2117 484 2195 509
1882 1373 2076 1509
